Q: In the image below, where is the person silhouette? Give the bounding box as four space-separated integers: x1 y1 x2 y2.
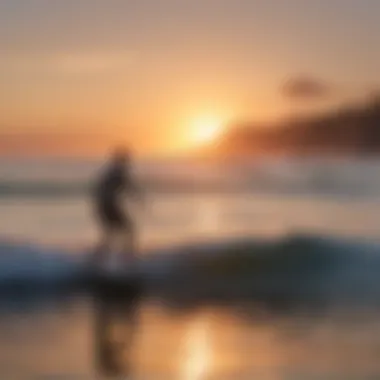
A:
93 147 142 267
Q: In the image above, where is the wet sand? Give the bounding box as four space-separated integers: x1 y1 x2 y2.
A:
1 294 380 379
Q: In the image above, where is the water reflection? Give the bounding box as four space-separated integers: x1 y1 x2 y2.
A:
89 291 380 380
93 294 139 378
1 293 380 378
182 315 211 380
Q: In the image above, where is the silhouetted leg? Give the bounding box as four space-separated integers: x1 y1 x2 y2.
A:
92 226 113 267
122 221 136 265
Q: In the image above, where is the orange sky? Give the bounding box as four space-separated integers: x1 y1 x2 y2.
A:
1 1 379 156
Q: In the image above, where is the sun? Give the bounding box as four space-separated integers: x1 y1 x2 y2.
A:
190 116 224 146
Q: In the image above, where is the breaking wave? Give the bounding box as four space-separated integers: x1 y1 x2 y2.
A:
1 234 380 308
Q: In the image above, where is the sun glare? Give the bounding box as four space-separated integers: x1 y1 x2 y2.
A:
190 116 224 146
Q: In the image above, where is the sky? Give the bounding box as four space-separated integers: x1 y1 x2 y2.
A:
1 0 380 156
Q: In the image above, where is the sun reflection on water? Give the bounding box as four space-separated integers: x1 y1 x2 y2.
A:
181 315 211 380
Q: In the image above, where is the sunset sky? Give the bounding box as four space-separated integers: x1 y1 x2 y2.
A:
1 0 380 156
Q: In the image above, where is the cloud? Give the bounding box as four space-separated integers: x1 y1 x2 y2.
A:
282 76 332 100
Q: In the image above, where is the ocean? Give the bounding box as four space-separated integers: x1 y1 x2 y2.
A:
1 157 380 379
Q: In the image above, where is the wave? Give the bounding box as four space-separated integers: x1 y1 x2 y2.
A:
161 235 380 307
1 235 380 307
1 175 380 198
0 180 236 198
0 241 86 288
3 158 380 199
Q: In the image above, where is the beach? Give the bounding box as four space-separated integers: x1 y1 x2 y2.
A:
1 157 380 379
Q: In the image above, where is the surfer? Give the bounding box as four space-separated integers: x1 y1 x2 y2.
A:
93 147 142 266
